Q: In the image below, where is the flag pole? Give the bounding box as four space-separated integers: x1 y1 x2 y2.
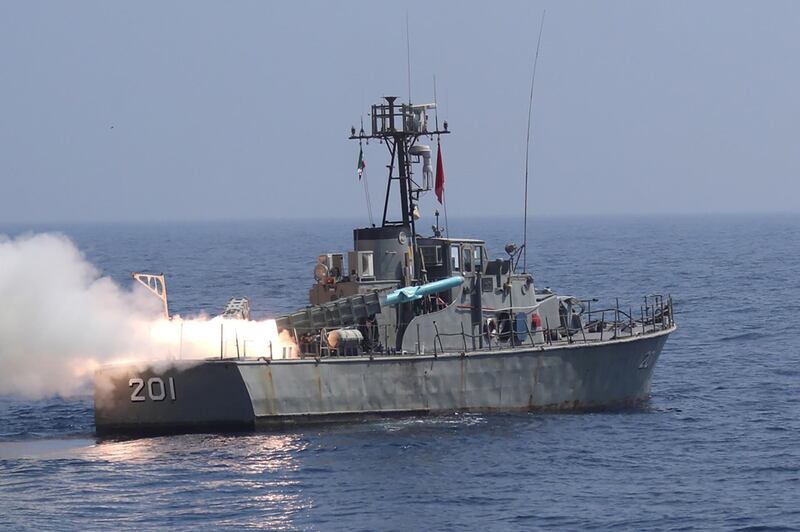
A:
358 127 374 226
363 168 374 226
438 139 450 239
442 184 450 239
433 76 449 238
362 146 374 226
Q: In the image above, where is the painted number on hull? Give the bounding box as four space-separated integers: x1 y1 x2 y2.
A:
129 377 176 402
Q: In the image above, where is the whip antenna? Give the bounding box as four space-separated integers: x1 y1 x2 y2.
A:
406 11 412 103
522 10 546 274
433 75 440 131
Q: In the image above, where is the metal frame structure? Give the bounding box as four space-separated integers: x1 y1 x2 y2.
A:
349 96 449 279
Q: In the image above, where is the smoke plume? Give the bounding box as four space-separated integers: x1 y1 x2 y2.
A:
0 233 294 398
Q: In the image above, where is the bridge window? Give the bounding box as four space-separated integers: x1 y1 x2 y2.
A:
474 246 484 273
463 246 473 272
420 245 443 266
450 244 460 271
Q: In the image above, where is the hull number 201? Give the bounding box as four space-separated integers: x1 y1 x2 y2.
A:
129 377 177 402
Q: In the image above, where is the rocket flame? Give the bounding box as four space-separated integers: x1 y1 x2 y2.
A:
0 232 297 399
148 315 298 361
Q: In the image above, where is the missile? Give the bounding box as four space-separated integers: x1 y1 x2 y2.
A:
383 276 465 306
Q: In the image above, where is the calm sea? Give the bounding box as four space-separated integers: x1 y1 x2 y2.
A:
1 215 798 530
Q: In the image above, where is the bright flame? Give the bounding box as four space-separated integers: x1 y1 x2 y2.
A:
148 315 298 361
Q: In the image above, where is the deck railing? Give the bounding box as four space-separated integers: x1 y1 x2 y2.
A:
278 294 674 359
428 295 673 356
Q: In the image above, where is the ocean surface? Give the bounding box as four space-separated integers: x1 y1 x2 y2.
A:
1 215 798 531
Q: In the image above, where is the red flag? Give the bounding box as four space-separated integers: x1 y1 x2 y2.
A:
435 143 445 204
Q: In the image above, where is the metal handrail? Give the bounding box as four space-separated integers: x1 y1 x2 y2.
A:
279 294 674 358
429 294 673 355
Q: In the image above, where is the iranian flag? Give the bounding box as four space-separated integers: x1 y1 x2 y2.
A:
357 147 366 179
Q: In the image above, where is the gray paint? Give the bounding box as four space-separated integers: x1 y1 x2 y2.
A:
94 325 673 433
353 226 411 282
94 361 255 434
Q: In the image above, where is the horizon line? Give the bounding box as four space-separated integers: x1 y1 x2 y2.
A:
1 210 799 227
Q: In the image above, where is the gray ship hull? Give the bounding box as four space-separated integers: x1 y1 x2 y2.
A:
94 326 674 435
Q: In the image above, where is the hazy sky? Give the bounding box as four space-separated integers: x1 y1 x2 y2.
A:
1 1 798 223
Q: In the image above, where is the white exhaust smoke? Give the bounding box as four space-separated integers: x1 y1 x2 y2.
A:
0 232 295 399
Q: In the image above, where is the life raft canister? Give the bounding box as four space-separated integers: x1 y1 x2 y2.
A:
531 313 542 330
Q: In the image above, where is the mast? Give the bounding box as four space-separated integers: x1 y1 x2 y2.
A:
349 96 449 279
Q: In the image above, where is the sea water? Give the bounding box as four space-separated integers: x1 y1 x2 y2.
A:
0 215 798 530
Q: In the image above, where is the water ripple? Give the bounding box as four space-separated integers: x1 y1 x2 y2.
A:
1 216 799 530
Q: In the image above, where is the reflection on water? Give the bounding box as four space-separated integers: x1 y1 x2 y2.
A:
237 433 308 473
86 436 165 463
0 438 94 460
80 432 311 530
226 434 310 530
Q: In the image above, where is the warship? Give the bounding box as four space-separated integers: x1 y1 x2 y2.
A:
94 95 676 435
